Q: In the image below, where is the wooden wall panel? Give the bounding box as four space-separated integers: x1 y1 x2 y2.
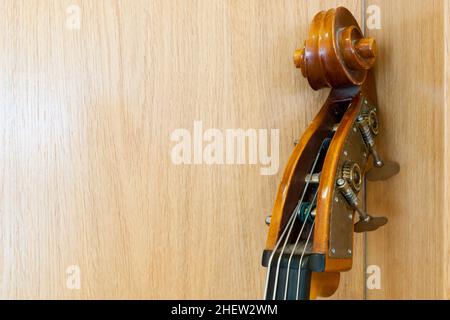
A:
0 0 366 299
445 0 450 300
366 0 447 299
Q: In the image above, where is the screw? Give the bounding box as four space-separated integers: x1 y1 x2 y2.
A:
331 248 336 254
305 173 321 184
347 249 352 255
265 215 271 226
332 124 340 132
349 213 353 220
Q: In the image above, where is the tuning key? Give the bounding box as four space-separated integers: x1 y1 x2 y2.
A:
357 111 382 166
354 215 388 233
357 110 400 181
366 160 400 181
336 178 388 233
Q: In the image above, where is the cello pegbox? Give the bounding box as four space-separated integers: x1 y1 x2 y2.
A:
293 7 377 90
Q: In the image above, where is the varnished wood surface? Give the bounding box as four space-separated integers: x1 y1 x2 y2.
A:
265 96 336 251
296 7 375 90
0 0 363 299
366 0 447 299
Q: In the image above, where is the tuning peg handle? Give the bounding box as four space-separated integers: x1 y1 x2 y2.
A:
366 161 400 181
354 215 388 233
337 178 388 233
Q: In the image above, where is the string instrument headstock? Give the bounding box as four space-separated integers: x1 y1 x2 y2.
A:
262 7 399 300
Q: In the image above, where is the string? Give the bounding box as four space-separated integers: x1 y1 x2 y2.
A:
296 219 315 300
283 188 319 300
263 145 323 300
269 153 321 300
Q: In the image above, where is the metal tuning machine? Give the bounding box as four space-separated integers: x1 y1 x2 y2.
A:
335 100 398 234
336 176 387 233
357 107 400 181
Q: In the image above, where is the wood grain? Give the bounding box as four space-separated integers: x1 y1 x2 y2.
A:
0 0 363 299
366 0 447 299
445 0 450 300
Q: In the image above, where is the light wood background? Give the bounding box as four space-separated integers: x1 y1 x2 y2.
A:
0 0 447 300
366 0 450 300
